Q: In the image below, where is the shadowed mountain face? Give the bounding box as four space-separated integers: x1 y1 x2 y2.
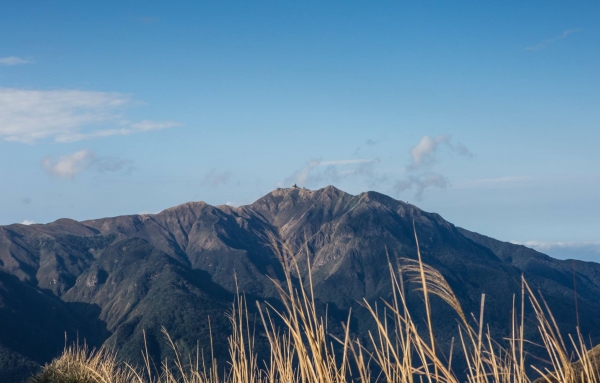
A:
1 186 599 381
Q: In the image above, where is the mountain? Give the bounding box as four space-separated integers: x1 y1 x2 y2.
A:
1 186 599 381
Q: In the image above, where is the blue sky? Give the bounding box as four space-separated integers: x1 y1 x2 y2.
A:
1 1 599 260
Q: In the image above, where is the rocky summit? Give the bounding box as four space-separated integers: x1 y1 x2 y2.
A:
1 186 599 381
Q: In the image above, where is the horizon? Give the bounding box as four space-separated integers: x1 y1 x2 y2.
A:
4 183 598 262
1 2 599 262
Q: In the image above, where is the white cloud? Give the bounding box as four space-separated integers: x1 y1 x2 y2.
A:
283 135 469 199
285 159 322 186
409 135 450 170
41 150 135 179
0 88 179 143
0 56 32 66
394 135 471 199
408 135 471 171
55 120 180 143
21 219 35 225
42 150 94 179
525 29 581 51
284 159 381 187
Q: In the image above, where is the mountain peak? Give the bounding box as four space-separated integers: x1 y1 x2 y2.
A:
158 200 210 215
262 185 351 200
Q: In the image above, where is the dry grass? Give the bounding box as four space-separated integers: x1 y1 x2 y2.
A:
27 343 138 383
29 227 600 383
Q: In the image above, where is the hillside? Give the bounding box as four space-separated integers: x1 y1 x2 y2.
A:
1 186 599 381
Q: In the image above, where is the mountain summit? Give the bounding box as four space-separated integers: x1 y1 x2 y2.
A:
1 186 599 381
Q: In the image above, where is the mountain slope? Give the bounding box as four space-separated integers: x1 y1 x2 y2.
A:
0 186 599 381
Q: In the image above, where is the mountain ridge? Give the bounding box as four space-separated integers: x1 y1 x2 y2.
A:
0 185 598 381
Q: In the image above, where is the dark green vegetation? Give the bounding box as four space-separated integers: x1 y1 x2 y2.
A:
1 186 599 381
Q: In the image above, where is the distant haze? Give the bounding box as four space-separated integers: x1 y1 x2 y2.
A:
519 241 600 262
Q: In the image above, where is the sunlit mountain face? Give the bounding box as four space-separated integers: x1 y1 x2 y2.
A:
1 186 599 381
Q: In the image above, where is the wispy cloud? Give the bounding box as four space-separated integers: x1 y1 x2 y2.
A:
285 160 322 186
284 135 469 197
284 159 380 187
55 120 180 143
42 150 94 179
321 159 374 166
409 135 448 170
394 135 471 199
408 135 471 171
0 88 180 143
0 56 32 66
525 29 581 51
394 174 449 200
201 169 231 188
21 219 35 225
41 150 135 179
